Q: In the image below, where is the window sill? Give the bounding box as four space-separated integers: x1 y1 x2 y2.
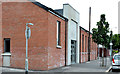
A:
56 45 62 49
1 53 11 56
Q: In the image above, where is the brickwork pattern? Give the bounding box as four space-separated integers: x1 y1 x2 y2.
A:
80 29 97 63
2 2 66 70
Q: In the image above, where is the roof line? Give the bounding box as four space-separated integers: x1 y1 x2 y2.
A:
80 26 92 34
28 0 68 21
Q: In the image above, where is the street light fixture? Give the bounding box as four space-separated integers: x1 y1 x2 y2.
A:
25 23 34 74
26 23 34 26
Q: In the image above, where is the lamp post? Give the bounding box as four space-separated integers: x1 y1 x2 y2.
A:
109 29 113 65
110 42 113 64
25 23 33 74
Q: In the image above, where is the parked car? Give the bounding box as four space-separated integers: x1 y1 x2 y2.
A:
112 52 120 71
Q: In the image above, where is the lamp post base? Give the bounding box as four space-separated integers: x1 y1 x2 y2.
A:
25 71 28 74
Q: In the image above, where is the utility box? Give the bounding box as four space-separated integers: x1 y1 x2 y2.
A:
2 53 11 67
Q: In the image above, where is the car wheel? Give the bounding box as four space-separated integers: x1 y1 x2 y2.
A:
112 69 115 72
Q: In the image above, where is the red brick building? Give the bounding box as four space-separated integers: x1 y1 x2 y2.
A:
1 1 68 70
99 47 110 57
79 26 98 63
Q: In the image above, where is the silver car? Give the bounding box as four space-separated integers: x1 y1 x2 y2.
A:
112 52 120 71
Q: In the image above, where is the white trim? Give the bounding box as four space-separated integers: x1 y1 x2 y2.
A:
1 53 11 56
56 45 62 49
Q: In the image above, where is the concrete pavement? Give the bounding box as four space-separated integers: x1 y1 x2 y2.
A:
48 57 111 72
2 57 111 72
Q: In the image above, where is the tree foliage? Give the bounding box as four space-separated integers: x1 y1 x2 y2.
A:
92 14 110 48
112 34 120 49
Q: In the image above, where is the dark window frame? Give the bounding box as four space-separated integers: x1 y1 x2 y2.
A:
82 34 84 52
57 21 61 46
85 36 87 52
4 38 10 53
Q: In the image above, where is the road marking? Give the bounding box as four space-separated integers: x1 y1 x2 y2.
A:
105 66 112 72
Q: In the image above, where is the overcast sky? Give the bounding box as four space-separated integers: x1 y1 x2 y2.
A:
36 0 119 34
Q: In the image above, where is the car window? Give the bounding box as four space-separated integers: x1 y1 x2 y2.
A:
114 55 120 60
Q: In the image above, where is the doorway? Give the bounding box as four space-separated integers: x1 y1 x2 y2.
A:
71 40 76 64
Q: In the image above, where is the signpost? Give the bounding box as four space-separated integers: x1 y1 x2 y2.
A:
25 23 33 74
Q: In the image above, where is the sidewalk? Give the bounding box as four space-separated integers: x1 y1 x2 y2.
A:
48 57 111 72
2 57 111 72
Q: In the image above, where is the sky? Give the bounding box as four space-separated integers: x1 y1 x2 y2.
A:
36 0 119 34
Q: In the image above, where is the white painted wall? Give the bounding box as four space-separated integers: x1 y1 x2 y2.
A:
63 4 80 65
70 20 77 40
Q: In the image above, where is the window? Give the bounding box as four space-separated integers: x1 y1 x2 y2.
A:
91 38 93 51
114 55 120 60
90 38 92 51
57 21 61 46
82 34 84 52
88 37 89 52
85 36 87 52
89 38 91 51
4 38 10 52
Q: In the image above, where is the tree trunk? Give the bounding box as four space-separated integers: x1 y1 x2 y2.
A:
105 48 107 67
102 48 104 67
104 48 107 67
98 45 99 59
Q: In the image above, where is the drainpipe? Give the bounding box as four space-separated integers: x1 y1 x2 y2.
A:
65 19 68 66
79 26 81 63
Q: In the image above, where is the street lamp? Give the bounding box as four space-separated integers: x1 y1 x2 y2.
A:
110 42 113 64
109 29 113 60
109 27 116 65
25 23 34 74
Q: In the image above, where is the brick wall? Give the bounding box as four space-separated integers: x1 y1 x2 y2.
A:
99 48 109 57
47 12 65 70
2 2 66 70
80 27 97 63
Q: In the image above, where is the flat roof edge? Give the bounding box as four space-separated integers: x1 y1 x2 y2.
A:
63 3 80 14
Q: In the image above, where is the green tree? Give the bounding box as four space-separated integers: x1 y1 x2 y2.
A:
92 14 110 47
92 14 110 67
112 34 120 49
